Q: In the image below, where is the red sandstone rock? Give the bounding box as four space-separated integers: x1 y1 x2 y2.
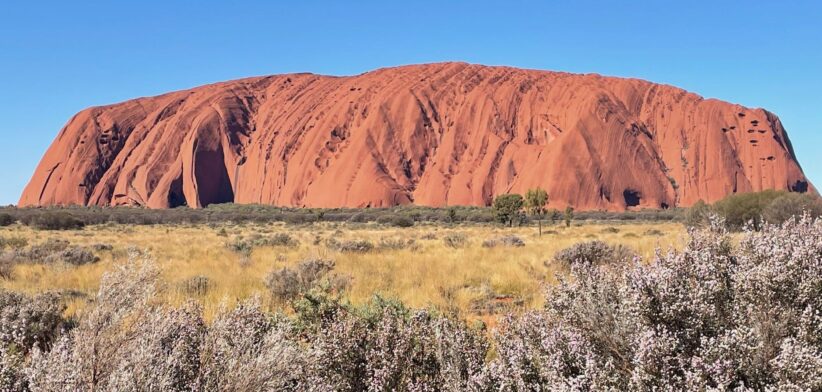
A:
19 62 814 210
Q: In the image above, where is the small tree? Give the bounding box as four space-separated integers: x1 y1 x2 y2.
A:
762 193 822 224
447 207 457 224
713 190 784 231
524 188 549 235
493 194 524 227
564 206 574 228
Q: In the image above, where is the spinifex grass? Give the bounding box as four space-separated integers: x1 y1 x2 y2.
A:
0 221 685 321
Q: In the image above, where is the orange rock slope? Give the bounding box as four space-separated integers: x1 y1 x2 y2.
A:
20 62 813 210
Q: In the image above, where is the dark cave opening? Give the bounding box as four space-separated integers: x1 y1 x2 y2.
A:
623 189 641 207
194 148 235 207
791 180 809 193
167 176 187 208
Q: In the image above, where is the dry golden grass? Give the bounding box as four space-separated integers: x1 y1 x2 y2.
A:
0 221 685 322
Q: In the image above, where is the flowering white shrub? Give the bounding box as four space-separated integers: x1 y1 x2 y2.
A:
3 216 822 391
306 300 488 391
553 240 635 266
197 298 306 391
485 216 822 391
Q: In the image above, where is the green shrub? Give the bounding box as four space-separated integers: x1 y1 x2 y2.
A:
419 232 437 240
10 238 99 265
492 194 524 227
481 235 525 248
226 233 299 255
179 275 211 296
22 212 85 230
684 199 712 228
0 213 14 227
225 237 254 256
91 243 113 251
262 233 300 247
376 215 414 228
389 215 414 228
643 229 664 236
442 233 468 248
0 253 16 280
447 208 458 223
264 257 348 303
564 206 574 228
553 240 635 266
21 238 70 261
47 246 99 265
326 238 374 253
762 193 822 224
377 237 417 251
0 290 66 355
713 190 784 230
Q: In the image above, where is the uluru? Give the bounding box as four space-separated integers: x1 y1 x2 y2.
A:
19 62 813 210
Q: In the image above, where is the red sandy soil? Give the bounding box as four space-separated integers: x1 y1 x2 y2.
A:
19 62 813 210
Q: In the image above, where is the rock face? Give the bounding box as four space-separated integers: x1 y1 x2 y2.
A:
20 62 813 210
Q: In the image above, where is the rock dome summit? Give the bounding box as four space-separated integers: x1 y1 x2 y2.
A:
20 62 812 210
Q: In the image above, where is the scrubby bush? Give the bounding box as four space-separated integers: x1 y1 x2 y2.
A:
684 199 712 228
553 240 636 266
21 212 85 230
21 238 70 261
11 238 100 265
264 257 349 303
481 235 525 248
643 228 664 236
0 213 14 227
325 238 374 253
483 217 822 389
762 192 822 224
0 257 13 280
468 283 525 315
377 237 417 251
0 290 66 355
419 232 437 240
179 275 212 296
376 214 414 228
197 299 306 391
264 268 301 301
226 233 299 255
0 345 27 391
442 233 467 248
26 251 204 391
46 246 99 265
225 236 254 256
0 236 27 250
713 189 784 230
91 243 113 252
263 233 300 247
306 301 488 391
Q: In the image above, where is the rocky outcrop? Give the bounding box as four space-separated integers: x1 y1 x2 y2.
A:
19 62 813 210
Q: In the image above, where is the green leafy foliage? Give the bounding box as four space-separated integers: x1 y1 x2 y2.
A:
712 189 784 230
492 194 524 227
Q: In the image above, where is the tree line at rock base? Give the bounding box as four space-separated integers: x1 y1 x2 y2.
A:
0 188 818 231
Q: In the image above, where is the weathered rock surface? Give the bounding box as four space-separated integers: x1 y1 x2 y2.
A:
20 62 813 210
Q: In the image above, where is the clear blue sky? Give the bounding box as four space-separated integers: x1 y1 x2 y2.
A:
1 1 820 205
